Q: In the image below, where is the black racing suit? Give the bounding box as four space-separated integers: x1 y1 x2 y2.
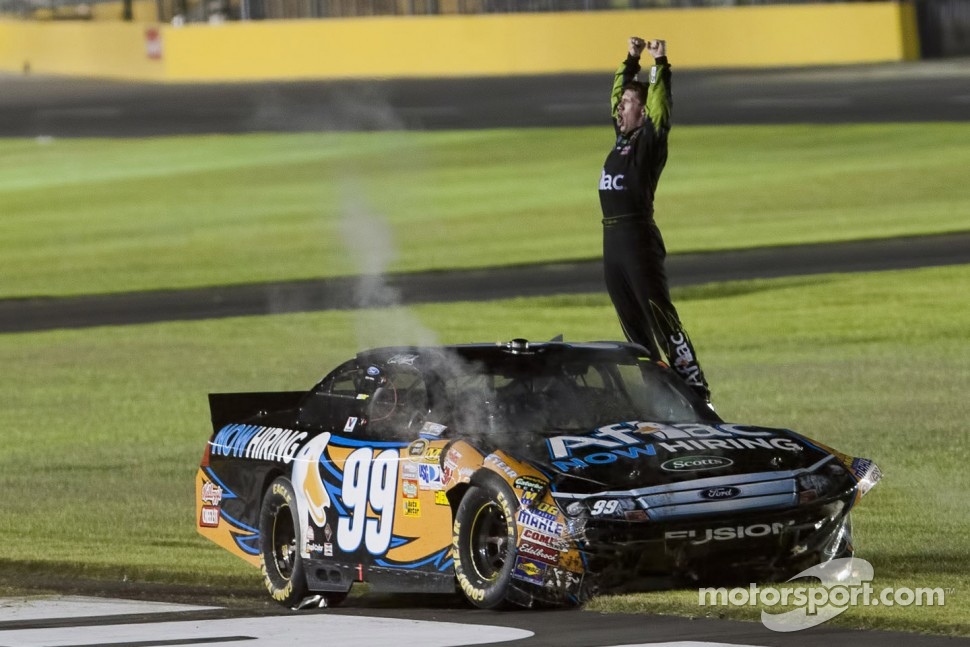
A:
598 53 710 400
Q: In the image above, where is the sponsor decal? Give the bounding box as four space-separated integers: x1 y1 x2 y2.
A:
512 556 546 585
211 424 308 464
307 542 324 553
522 528 568 552
407 439 428 458
547 422 803 466
527 500 559 520
201 481 223 506
387 354 418 366
419 421 447 438
324 543 333 557
423 447 442 463
418 463 442 490
542 566 583 593
343 417 358 433
484 455 518 480
669 332 704 388
514 476 545 493
401 462 419 479
599 169 625 191
434 490 450 506
700 486 741 500
442 447 461 485
402 479 419 499
366 365 382 376
517 509 564 536
199 505 220 527
293 433 332 529
518 541 559 566
661 455 733 472
659 437 803 454
403 499 421 517
665 521 794 545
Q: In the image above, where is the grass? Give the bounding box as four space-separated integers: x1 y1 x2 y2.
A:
0 265 968 634
2 123 970 298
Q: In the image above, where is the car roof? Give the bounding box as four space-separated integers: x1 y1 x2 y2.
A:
355 339 647 368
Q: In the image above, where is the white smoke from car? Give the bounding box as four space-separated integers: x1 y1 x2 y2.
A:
338 182 438 350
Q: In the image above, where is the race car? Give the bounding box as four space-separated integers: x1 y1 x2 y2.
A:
195 339 881 609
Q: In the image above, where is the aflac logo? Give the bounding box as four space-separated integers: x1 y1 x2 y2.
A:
599 170 624 191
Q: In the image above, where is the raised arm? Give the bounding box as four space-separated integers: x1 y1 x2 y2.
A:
644 39 672 133
610 36 645 119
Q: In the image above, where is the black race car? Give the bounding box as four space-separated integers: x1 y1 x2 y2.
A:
196 339 880 609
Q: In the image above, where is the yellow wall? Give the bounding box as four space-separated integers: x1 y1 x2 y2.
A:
0 2 919 82
0 20 165 79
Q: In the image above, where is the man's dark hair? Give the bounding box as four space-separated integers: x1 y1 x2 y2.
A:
622 81 648 105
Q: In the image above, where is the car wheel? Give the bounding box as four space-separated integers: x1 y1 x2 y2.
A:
259 476 309 608
453 477 518 609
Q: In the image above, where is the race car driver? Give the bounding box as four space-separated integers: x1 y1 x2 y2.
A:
598 36 711 403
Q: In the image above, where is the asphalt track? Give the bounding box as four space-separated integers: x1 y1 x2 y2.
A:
3 231 969 333
3 59 970 332
3 58 970 136
3 62 970 645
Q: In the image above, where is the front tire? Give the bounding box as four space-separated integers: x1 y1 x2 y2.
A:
259 476 309 608
452 477 518 609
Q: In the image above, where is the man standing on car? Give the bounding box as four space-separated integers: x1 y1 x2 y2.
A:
598 36 711 403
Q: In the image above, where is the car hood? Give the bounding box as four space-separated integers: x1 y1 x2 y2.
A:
512 420 842 492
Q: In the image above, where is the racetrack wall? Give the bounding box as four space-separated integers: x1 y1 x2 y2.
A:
0 2 919 81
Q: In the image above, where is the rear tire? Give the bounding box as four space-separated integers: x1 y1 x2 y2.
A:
452 477 518 609
259 476 309 608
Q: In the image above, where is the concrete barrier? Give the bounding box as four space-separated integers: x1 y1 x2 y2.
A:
0 2 919 82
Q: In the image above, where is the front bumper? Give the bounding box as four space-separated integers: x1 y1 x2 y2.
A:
566 498 853 591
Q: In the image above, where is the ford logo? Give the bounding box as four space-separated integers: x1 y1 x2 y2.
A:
700 486 741 500
660 455 734 472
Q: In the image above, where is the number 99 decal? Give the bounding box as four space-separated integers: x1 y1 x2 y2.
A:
337 448 399 555
590 499 620 516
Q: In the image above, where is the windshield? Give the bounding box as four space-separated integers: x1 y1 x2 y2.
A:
434 355 709 436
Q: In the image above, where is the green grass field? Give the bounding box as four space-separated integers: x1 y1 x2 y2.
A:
1 125 968 635
2 124 969 297
1 267 967 633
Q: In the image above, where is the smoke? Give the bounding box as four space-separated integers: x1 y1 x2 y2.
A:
337 179 439 350
247 82 408 133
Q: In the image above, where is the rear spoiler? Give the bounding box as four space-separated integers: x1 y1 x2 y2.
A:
208 391 306 432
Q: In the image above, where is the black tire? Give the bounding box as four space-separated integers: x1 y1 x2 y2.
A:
259 476 309 608
452 476 519 609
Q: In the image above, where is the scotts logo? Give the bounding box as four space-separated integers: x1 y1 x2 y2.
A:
700 486 741 500
661 455 733 472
